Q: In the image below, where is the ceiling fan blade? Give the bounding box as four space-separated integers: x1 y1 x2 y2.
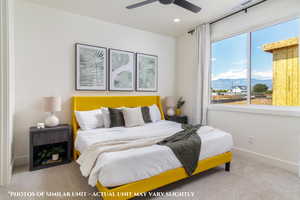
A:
173 0 201 13
126 0 158 9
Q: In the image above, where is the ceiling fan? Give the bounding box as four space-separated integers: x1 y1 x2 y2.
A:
126 0 202 13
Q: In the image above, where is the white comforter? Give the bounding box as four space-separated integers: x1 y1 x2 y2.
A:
75 121 233 187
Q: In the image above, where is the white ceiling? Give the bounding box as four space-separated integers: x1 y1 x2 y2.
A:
24 0 248 37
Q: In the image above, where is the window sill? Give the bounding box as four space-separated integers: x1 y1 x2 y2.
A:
208 104 300 118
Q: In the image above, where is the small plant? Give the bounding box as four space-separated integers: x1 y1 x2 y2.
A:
48 146 65 157
36 146 65 165
176 97 185 109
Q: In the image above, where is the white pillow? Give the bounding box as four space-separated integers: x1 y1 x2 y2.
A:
101 107 125 128
75 109 104 130
100 107 110 128
149 104 162 122
122 107 145 127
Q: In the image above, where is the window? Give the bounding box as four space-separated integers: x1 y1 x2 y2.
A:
251 19 300 105
211 34 248 105
211 18 300 106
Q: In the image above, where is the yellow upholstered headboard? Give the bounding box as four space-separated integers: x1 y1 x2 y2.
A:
72 96 165 141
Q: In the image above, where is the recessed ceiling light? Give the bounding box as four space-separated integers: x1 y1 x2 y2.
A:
173 18 181 23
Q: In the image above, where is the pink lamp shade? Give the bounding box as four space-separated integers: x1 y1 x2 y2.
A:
165 96 176 108
43 96 61 112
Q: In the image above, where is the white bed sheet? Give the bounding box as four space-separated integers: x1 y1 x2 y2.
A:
75 120 233 187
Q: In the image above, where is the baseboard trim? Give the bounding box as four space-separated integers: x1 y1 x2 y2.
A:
8 162 13 182
233 147 299 175
14 155 29 167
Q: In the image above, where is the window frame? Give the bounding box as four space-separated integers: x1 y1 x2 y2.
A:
209 16 300 115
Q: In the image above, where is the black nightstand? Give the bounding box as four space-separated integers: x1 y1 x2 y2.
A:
165 115 188 124
29 124 72 171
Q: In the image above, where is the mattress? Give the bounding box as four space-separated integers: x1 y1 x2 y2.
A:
75 120 233 187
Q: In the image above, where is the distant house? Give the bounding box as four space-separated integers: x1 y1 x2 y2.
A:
231 86 247 95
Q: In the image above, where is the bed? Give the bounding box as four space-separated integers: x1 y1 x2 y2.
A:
72 96 233 200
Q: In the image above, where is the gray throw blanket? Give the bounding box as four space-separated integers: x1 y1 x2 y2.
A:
157 124 201 176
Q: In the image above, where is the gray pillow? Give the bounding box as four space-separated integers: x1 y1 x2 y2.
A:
109 108 125 128
141 106 152 123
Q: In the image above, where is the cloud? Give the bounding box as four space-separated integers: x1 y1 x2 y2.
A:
212 69 272 81
212 68 247 80
252 70 272 80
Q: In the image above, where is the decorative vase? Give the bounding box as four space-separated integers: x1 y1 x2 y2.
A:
45 112 59 127
52 154 59 161
167 108 175 116
175 109 181 116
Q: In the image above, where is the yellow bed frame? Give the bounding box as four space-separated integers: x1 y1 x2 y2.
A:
72 96 232 200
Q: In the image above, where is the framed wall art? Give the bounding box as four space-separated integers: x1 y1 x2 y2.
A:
109 49 135 91
75 43 107 91
136 53 158 92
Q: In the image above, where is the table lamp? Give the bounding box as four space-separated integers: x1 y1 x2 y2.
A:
44 96 61 127
165 96 176 116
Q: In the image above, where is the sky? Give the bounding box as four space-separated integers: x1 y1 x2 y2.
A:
211 18 300 83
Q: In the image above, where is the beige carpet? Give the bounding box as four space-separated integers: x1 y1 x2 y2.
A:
1 154 300 200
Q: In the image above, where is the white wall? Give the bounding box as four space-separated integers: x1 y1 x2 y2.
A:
176 0 300 173
175 34 197 124
9 0 15 170
14 0 176 165
0 0 15 185
208 109 300 172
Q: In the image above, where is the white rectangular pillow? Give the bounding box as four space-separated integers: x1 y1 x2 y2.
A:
149 104 162 122
100 107 110 128
122 107 145 127
75 109 104 130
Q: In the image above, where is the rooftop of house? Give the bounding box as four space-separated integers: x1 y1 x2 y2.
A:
263 37 299 52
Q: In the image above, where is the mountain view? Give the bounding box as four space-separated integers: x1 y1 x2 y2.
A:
212 79 272 90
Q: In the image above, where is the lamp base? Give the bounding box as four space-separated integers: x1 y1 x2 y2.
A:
167 108 175 116
45 113 59 127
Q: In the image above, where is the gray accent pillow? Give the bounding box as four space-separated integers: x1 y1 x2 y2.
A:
109 108 125 128
141 106 152 123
